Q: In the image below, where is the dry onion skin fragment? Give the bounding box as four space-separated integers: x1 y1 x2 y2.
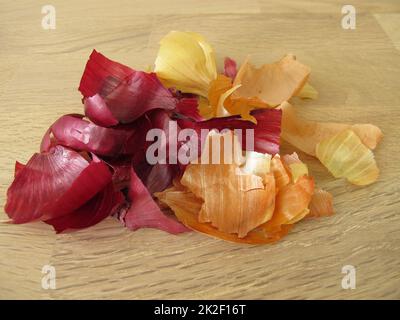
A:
280 102 383 156
203 74 234 119
224 57 238 80
295 82 318 100
282 152 309 183
316 129 379 186
266 175 314 228
156 149 315 244
270 155 291 191
181 130 276 238
154 31 217 97
156 187 292 245
264 153 314 228
202 74 269 122
121 168 189 234
308 189 334 218
79 50 177 124
232 54 310 107
5 146 113 224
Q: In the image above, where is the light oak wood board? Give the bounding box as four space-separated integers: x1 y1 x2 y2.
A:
0 0 399 299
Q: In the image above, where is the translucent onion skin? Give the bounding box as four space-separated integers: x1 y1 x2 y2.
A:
295 82 318 100
154 31 217 97
265 176 314 227
270 155 290 191
308 189 334 218
179 130 275 238
156 133 315 243
316 129 379 186
233 55 310 107
280 102 383 156
181 157 276 238
156 187 292 245
202 74 271 123
283 153 309 183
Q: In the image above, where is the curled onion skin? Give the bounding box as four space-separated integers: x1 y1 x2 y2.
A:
79 50 177 124
265 176 314 228
295 82 318 100
41 114 138 156
154 31 217 97
181 131 276 238
45 183 124 233
157 159 313 244
270 155 290 191
308 189 334 218
233 55 310 107
201 74 270 123
83 94 118 127
280 102 383 156
316 129 379 186
178 108 282 156
5 146 112 223
121 168 190 234
156 187 292 244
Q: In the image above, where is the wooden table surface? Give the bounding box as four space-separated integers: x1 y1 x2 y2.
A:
1 0 399 299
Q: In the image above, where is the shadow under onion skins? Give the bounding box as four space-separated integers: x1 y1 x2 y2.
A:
5 31 382 244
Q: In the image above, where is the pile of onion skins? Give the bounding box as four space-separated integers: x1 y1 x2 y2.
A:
4 31 383 244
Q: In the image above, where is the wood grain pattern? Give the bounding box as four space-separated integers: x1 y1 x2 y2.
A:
0 0 399 299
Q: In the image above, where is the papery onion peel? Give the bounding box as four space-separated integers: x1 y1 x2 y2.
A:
154 31 217 97
233 55 310 107
316 129 379 186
